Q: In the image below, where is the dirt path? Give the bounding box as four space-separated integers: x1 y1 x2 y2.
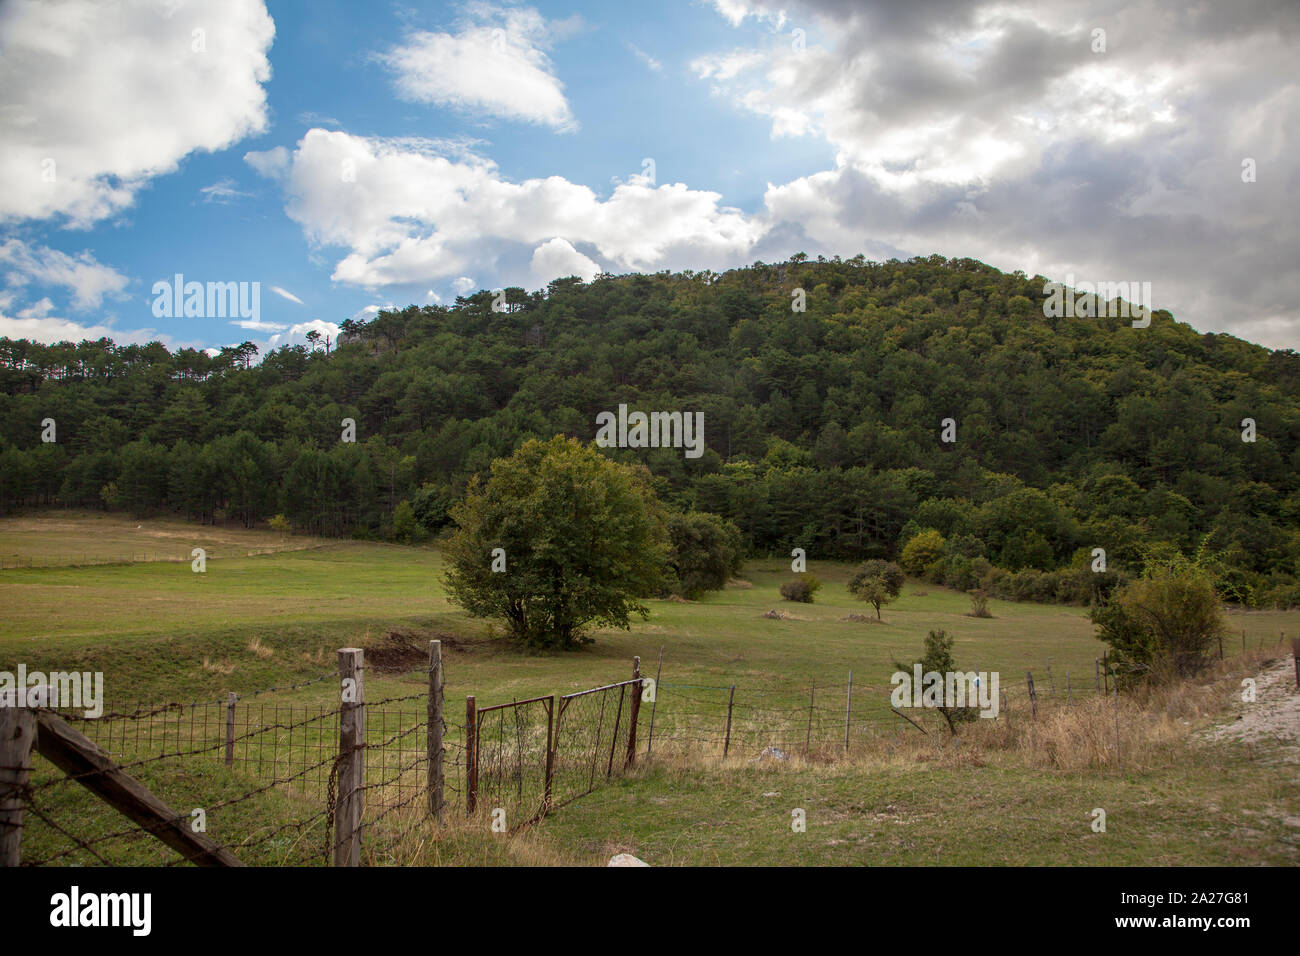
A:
1203 657 1300 761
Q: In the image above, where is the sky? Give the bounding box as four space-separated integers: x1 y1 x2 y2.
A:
0 0 1297 355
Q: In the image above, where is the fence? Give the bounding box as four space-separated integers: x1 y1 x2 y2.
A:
6 635 1293 867
0 644 641 866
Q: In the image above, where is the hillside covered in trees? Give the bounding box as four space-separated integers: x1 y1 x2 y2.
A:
2 254 1298 606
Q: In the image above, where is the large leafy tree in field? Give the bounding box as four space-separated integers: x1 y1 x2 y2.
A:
665 510 744 599
444 436 669 649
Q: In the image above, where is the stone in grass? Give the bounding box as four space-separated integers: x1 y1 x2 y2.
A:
762 609 785 619
757 746 788 762
608 853 649 867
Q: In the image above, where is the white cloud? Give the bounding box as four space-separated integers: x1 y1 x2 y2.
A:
531 238 600 283
270 285 305 305
628 43 662 72
709 0 787 29
231 318 288 332
376 4 577 131
267 319 341 349
451 277 477 295
692 0 1300 349
249 129 764 291
244 145 291 182
351 304 386 321
0 0 275 226
0 239 129 309
0 308 170 347
198 177 253 204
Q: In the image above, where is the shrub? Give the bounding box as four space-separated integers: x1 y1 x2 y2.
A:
1090 553 1227 684
900 529 946 575
780 573 822 603
967 588 992 617
893 629 978 734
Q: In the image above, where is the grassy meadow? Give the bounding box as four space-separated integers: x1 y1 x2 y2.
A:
2 510 1297 866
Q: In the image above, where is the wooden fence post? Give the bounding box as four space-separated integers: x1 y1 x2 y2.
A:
427 640 444 825
1292 639 1300 691
0 706 36 866
1095 659 1101 695
844 671 853 753
224 692 236 768
1027 671 1037 720
465 695 477 815
1046 658 1056 698
625 656 642 769
722 685 735 758
333 648 364 868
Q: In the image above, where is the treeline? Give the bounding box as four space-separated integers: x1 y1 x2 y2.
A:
1 254 1298 606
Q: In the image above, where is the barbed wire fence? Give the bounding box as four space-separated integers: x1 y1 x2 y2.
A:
5 634 1291 867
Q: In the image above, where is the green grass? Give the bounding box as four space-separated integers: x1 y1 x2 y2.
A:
3 513 1297 866
536 745 1300 866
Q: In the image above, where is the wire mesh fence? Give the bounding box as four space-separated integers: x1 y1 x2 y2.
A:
471 695 553 828
644 678 902 757
551 680 638 808
14 639 1283 867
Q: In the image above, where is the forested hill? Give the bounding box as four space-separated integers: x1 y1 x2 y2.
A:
2 254 1298 602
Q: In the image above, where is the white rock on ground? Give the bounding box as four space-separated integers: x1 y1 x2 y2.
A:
608 853 649 867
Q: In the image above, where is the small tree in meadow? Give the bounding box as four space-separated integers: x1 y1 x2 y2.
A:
967 588 992 618
895 629 978 735
848 559 905 619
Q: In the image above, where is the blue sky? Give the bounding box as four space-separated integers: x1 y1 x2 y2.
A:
2 0 1297 353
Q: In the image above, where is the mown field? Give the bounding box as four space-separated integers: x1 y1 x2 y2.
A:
2 511 1297 866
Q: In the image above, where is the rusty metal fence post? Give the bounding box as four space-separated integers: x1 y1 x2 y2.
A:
224 692 236 767
427 640 444 825
544 695 555 809
625 656 642 769
646 647 663 755
605 685 626 779
723 684 735 757
465 695 477 816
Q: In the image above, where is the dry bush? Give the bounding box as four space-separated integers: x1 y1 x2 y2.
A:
201 656 235 674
